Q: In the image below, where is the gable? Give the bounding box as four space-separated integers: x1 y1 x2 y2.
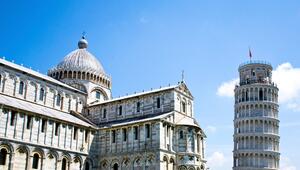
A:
176 82 193 99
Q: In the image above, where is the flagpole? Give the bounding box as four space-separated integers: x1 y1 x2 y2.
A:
248 47 252 62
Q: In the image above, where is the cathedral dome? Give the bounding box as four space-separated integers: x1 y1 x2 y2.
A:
48 36 111 89
54 36 104 74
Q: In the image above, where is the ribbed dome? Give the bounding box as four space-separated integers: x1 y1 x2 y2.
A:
51 36 105 75
56 48 105 74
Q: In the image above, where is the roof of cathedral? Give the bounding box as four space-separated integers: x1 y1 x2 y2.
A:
98 111 174 128
89 84 178 106
0 94 95 128
49 36 105 75
0 58 85 94
90 82 193 106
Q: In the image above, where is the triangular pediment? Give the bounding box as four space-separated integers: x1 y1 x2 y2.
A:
176 82 194 98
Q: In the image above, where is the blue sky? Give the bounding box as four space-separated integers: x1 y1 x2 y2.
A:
1 1 300 169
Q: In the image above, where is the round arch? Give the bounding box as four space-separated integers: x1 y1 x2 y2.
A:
179 165 188 170
90 87 108 100
100 160 109 169
14 145 29 170
72 155 82 170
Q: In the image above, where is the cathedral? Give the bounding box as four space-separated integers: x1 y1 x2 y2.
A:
0 36 207 170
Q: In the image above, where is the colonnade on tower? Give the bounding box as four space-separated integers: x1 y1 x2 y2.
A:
233 61 280 170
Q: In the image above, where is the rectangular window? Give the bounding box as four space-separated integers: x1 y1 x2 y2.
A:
10 111 16 126
85 130 89 143
134 126 138 140
60 97 64 110
73 127 78 140
19 81 24 95
56 94 61 106
119 106 122 116
136 102 140 112
145 124 150 138
39 88 44 101
103 108 107 119
27 115 32 129
112 130 116 143
157 97 161 108
55 123 60 136
167 126 170 137
96 91 101 99
182 102 186 113
41 119 46 133
123 129 127 141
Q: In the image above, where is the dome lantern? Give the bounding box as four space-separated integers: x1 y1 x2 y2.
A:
78 36 88 49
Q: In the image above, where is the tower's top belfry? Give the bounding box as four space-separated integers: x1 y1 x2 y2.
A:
238 60 273 86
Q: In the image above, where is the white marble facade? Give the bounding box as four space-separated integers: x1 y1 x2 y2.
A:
0 36 206 170
233 61 280 170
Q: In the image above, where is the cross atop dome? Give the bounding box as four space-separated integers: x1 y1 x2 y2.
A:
78 33 88 49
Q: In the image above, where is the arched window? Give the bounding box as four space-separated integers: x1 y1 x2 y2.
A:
32 153 39 169
85 162 90 170
61 158 67 170
39 88 45 101
259 89 263 101
56 94 61 106
113 163 118 170
19 81 24 95
0 148 8 165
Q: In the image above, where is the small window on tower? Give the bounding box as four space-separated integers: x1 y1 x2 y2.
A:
96 91 101 99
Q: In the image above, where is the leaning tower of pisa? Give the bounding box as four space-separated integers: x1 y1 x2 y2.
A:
233 61 280 170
